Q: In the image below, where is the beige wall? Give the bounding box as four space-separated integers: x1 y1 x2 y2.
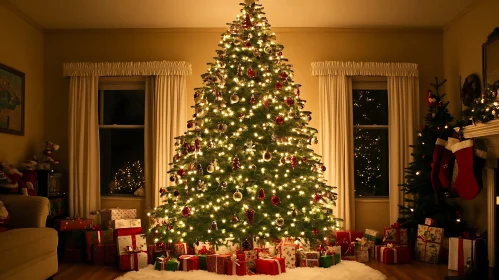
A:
0 5 44 165
44 28 444 230
443 0 499 231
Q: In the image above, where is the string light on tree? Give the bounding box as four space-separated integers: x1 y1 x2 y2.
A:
146 0 341 247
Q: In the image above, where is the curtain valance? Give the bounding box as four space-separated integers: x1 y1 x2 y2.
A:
63 61 192 77
311 61 418 77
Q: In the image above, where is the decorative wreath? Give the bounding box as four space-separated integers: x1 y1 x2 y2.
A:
461 74 482 106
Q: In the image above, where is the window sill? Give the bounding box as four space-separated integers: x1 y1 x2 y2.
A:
355 197 389 203
101 195 145 201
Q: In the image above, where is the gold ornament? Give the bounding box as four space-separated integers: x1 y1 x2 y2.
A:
233 189 243 202
230 94 240 104
263 150 272 162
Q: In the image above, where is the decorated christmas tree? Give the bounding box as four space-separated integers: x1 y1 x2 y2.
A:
110 160 145 195
147 0 340 247
398 78 462 241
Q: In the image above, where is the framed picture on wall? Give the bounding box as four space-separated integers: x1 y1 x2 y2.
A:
0 63 25 136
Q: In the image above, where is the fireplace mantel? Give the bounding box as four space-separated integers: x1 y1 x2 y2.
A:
463 120 498 268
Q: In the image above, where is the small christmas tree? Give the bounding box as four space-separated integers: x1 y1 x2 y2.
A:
398 78 462 242
110 160 145 195
147 0 340 247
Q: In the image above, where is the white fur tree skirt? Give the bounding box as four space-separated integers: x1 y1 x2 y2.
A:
116 261 386 280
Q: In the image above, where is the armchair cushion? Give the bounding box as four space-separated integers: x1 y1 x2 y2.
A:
0 195 49 228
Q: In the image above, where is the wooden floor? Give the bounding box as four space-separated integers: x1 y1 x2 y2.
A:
56 261 494 280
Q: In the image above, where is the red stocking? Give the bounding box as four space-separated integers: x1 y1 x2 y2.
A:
431 138 446 194
452 140 487 200
438 137 459 190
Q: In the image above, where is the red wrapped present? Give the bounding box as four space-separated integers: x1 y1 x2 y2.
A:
84 229 113 261
425 218 437 226
448 238 487 272
243 250 257 271
375 244 411 264
415 224 444 263
117 234 147 258
383 222 408 245
178 255 200 271
255 247 270 258
173 242 189 257
147 244 169 264
93 243 117 266
297 250 320 267
55 218 94 231
114 227 143 240
206 254 230 274
255 257 286 275
335 230 363 257
62 248 83 262
119 251 148 271
227 255 247 276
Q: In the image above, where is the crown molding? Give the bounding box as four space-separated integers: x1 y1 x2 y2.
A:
1 0 44 31
443 0 484 31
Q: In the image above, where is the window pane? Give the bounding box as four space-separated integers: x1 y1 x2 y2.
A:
99 90 145 125
353 90 388 125
100 128 145 195
354 128 389 197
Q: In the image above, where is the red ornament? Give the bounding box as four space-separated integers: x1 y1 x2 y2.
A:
243 13 252 28
167 224 174 231
426 90 437 107
181 206 191 217
245 208 255 225
312 228 320 235
173 190 180 197
321 165 327 172
275 82 283 90
159 188 166 194
177 168 186 177
313 193 322 203
277 51 283 57
264 99 270 110
279 72 288 79
291 156 298 169
195 139 201 151
189 145 196 153
169 175 176 182
302 157 307 163
247 67 256 78
211 221 218 230
187 120 194 129
271 195 281 206
233 156 241 170
258 188 266 200
296 88 301 96
285 97 294 107
239 113 245 119
250 95 256 104
237 64 242 76
275 115 284 125
245 41 252 48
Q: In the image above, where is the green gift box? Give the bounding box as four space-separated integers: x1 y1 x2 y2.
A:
198 255 208 270
364 229 382 245
155 256 178 271
319 254 340 268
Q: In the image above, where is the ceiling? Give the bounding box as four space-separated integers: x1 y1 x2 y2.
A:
6 0 475 29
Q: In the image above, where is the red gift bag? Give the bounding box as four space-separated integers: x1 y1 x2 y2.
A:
335 230 363 257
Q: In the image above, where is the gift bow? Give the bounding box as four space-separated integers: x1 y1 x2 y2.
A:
355 237 370 249
198 246 209 255
386 243 394 248
123 246 143 254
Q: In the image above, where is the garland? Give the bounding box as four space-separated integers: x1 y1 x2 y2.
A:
462 81 499 125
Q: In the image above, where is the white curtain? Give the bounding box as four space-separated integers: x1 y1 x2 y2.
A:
64 61 191 218
312 61 419 229
145 76 187 209
319 75 355 230
387 76 418 224
68 76 100 218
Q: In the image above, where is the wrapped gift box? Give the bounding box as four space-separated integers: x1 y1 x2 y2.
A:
147 244 169 265
364 229 383 245
110 219 141 230
55 218 94 231
440 237 449 263
227 257 247 276
199 255 208 270
117 234 147 256
326 245 341 256
101 208 137 229
114 227 142 239
178 255 200 271
255 247 270 258
119 252 148 271
84 229 113 261
375 245 411 264
173 243 189 257
355 248 369 263
297 250 320 267
92 243 117 266
425 218 437 226
216 238 240 254
244 250 257 271
278 243 296 269
255 258 286 275
319 254 340 268
415 224 444 264
448 238 487 272
194 242 214 254
383 223 408 245
335 230 364 256
207 254 231 274
155 256 178 271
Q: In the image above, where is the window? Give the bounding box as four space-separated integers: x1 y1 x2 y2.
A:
98 77 146 196
352 77 389 197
